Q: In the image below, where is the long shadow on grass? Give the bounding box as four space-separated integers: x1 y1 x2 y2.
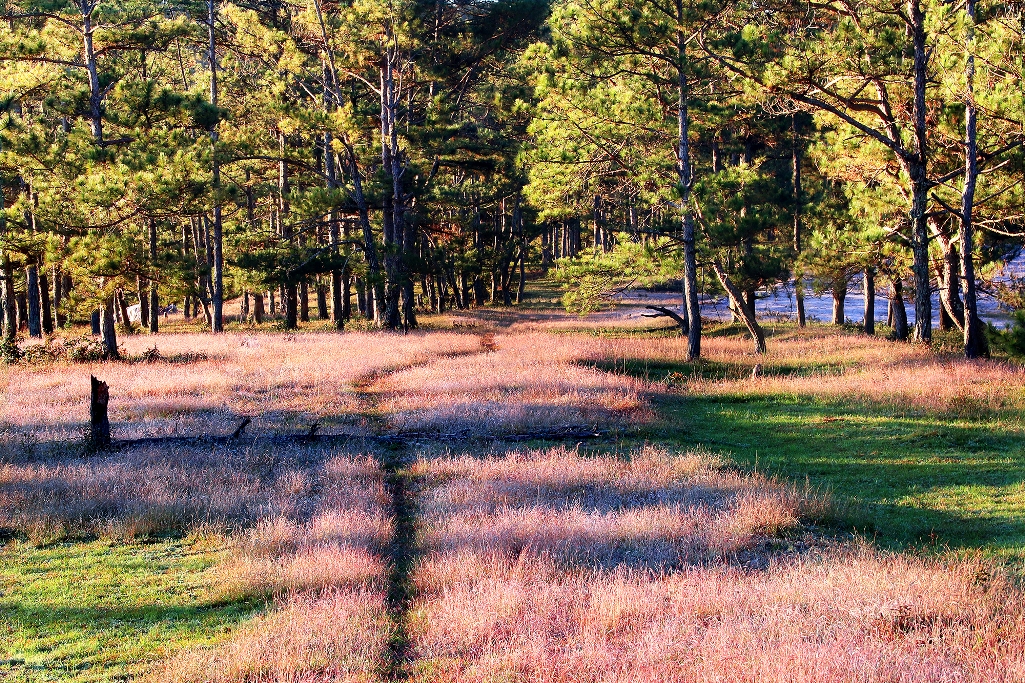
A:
0 599 260 672
583 356 1025 556
651 392 1025 556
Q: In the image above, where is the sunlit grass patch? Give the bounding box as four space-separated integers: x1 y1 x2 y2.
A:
0 536 259 682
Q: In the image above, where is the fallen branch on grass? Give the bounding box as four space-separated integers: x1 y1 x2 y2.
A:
111 423 609 450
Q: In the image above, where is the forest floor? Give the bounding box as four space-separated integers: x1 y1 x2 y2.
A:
2 296 1025 681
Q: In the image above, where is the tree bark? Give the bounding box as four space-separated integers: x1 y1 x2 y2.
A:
39 268 53 335
677 7 701 360
299 280 310 322
317 281 328 320
137 275 149 329
864 268 876 335
89 375 111 449
908 0 932 342
1 254 15 345
890 278 909 341
149 219 159 333
101 296 119 359
792 114 806 327
831 280 846 325
712 259 766 354
26 266 41 338
253 292 265 323
960 0 985 359
208 0 224 333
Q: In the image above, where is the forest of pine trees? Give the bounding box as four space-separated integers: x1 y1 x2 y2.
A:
1 0 1023 360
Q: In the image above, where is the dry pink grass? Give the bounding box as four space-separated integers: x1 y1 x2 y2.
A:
590 329 1025 417
0 331 481 443
379 333 650 434
408 446 1025 683
151 588 391 683
413 447 820 573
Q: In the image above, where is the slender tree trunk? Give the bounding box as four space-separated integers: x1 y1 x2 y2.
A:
961 0 985 359
933 229 965 331
253 292 265 323
792 114 806 327
208 0 224 333
1 255 14 346
831 280 846 325
712 259 765 354
53 266 66 328
101 296 119 359
149 220 159 333
317 281 328 319
116 289 134 334
299 280 309 322
890 278 909 341
864 268 876 335
677 9 701 360
137 275 149 329
39 269 52 335
26 266 41 338
908 0 932 342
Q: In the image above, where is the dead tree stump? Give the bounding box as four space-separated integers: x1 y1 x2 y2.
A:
89 376 111 449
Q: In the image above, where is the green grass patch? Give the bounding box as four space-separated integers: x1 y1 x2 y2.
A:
647 394 1025 561
591 350 1025 562
0 536 262 682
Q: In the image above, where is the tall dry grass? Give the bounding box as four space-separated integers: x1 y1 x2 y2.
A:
0 436 395 681
0 331 481 444
408 446 1025 683
379 333 649 434
590 329 1025 417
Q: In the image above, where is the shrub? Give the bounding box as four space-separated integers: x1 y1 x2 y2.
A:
987 311 1025 360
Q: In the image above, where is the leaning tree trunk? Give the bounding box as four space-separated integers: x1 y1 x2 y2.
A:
712 259 766 354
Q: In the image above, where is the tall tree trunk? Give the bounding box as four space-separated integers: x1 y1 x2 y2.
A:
116 288 134 334
26 266 41 338
960 0 985 359
299 280 310 322
208 0 224 333
53 265 66 328
101 295 119 359
890 278 909 341
908 0 932 343
831 280 846 325
137 275 149 329
677 7 701 360
149 219 159 333
39 268 53 335
933 229 965 331
253 292 265 323
864 268 876 335
712 259 765 354
1 254 14 346
792 114 806 327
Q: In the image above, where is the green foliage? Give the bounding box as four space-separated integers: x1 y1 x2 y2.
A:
988 311 1025 360
553 238 682 314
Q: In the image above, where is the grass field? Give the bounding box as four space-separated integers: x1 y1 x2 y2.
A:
2 310 1024 681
